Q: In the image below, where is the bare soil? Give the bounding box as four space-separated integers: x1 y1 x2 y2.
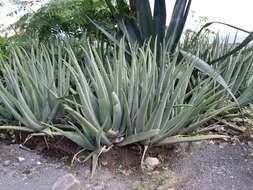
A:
0 134 253 190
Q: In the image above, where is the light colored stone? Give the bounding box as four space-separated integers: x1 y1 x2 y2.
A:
52 173 81 190
145 157 160 170
18 157 25 162
2 160 11 167
37 161 42 165
101 161 108 166
114 137 124 143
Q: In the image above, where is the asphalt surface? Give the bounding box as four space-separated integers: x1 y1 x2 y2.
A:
168 142 253 190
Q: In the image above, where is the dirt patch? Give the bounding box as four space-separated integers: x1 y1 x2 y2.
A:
1 130 253 190
99 144 177 172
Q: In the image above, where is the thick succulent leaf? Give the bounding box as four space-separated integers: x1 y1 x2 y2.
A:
111 92 123 131
0 45 69 132
0 126 34 132
47 123 96 150
157 135 230 145
193 21 253 64
180 50 238 103
123 20 142 44
91 153 99 178
64 51 100 127
85 47 112 130
136 0 154 41
210 32 253 64
195 21 251 39
115 0 142 43
153 0 166 43
86 16 118 45
166 0 192 52
64 105 112 146
171 0 192 52
183 106 232 134
121 90 133 135
117 129 160 146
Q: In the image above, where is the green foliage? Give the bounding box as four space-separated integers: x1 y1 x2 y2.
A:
91 0 253 72
183 32 253 89
187 21 253 64
0 35 252 176
95 0 191 52
53 41 232 175
0 0 252 179
92 0 191 55
0 44 70 131
0 36 11 57
183 16 215 51
13 0 115 40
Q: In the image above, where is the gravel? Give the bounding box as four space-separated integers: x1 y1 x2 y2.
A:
167 141 253 190
0 141 253 190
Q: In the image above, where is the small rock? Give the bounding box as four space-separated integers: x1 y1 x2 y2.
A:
37 161 42 165
2 160 11 167
101 161 108 166
114 137 124 143
18 157 25 162
52 173 81 190
145 157 160 170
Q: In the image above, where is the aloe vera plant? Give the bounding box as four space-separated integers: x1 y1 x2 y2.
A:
190 21 253 64
0 35 250 177
89 0 191 54
0 44 70 132
89 0 248 102
183 33 253 106
91 1 253 64
52 41 231 176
